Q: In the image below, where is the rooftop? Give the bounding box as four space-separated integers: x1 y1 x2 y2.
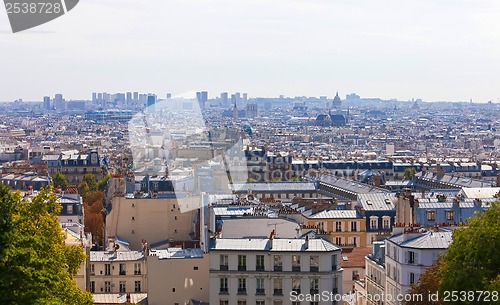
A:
211 237 340 252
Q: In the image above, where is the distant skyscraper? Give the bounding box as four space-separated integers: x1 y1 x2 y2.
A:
230 94 237 105
166 93 172 99
196 91 208 109
133 92 139 102
242 93 248 102
220 92 228 105
126 92 132 104
97 93 103 103
54 94 64 111
147 94 156 112
92 92 97 103
43 96 51 111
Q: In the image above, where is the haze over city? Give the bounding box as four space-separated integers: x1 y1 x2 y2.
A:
1 0 500 102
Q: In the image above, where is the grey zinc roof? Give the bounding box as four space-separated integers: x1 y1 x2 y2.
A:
389 231 453 249
211 238 340 252
232 182 316 192
307 209 360 219
90 251 144 262
357 193 396 211
319 175 387 194
149 248 204 259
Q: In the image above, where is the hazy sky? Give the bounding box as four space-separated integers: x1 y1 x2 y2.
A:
1 0 500 102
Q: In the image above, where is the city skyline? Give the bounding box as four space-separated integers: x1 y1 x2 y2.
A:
1 0 500 102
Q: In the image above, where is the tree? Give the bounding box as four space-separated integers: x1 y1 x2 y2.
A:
405 259 444 305
0 184 93 305
97 174 111 192
52 172 68 190
438 201 500 304
84 191 105 245
82 174 98 193
403 168 416 181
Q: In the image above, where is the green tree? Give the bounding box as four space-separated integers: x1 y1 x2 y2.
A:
82 174 98 193
403 168 416 180
0 184 93 305
51 172 68 190
97 174 111 192
405 259 444 305
438 201 500 304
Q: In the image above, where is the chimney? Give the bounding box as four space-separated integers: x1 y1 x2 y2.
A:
374 174 381 187
304 235 309 250
268 230 275 250
496 174 500 187
403 188 412 198
453 198 460 207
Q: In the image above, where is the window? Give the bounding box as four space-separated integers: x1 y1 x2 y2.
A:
104 281 111 293
292 255 301 272
119 263 126 275
335 221 342 232
256 300 265 305
220 277 228 294
237 255 247 271
350 221 358 232
273 278 283 295
407 251 416 264
370 217 378 229
427 210 436 221
256 277 265 294
310 255 319 272
134 281 141 292
292 277 301 293
238 278 247 294
90 281 95 293
67 205 73 214
220 300 229 305
134 263 141 275
352 271 360 281
409 272 416 285
238 301 246 305
446 210 455 221
383 218 390 229
105 264 111 275
335 237 342 246
310 278 319 294
90 264 95 275
220 254 228 270
256 255 265 271
274 255 283 271
119 281 126 293
274 301 283 305
331 255 337 270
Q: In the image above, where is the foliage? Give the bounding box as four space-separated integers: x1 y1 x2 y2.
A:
84 191 105 245
403 168 416 181
438 201 500 304
51 172 68 190
0 184 93 305
97 174 111 192
405 259 444 305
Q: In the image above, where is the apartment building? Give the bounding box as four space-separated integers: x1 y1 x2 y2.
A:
364 242 386 305
384 229 453 305
89 251 147 295
209 235 343 305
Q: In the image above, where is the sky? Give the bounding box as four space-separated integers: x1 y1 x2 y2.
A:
1 0 500 102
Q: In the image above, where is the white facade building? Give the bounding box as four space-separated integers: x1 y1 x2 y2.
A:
384 229 453 305
209 236 343 305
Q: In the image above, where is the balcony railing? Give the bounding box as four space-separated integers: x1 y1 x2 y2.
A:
292 288 301 293
238 266 246 271
134 271 141 275
237 288 247 295
273 289 283 295
119 271 126 276
274 266 282 272
310 266 319 272
219 288 229 294
292 266 301 272
256 288 265 295
310 289 319 294
256 266 265 271
220 265 228 271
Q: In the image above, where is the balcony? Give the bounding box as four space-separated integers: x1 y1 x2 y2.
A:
220 265 228 271
238 266 247 271
219 288 229 295
256 288 265 295
256 266 265 271
310 266 319 272
119 271 126 276
134 271 141 275
273 289 283 295
292 266 301 272
292 288 301 294
237 288 247 295
310 289 319 294
274 266 282 272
